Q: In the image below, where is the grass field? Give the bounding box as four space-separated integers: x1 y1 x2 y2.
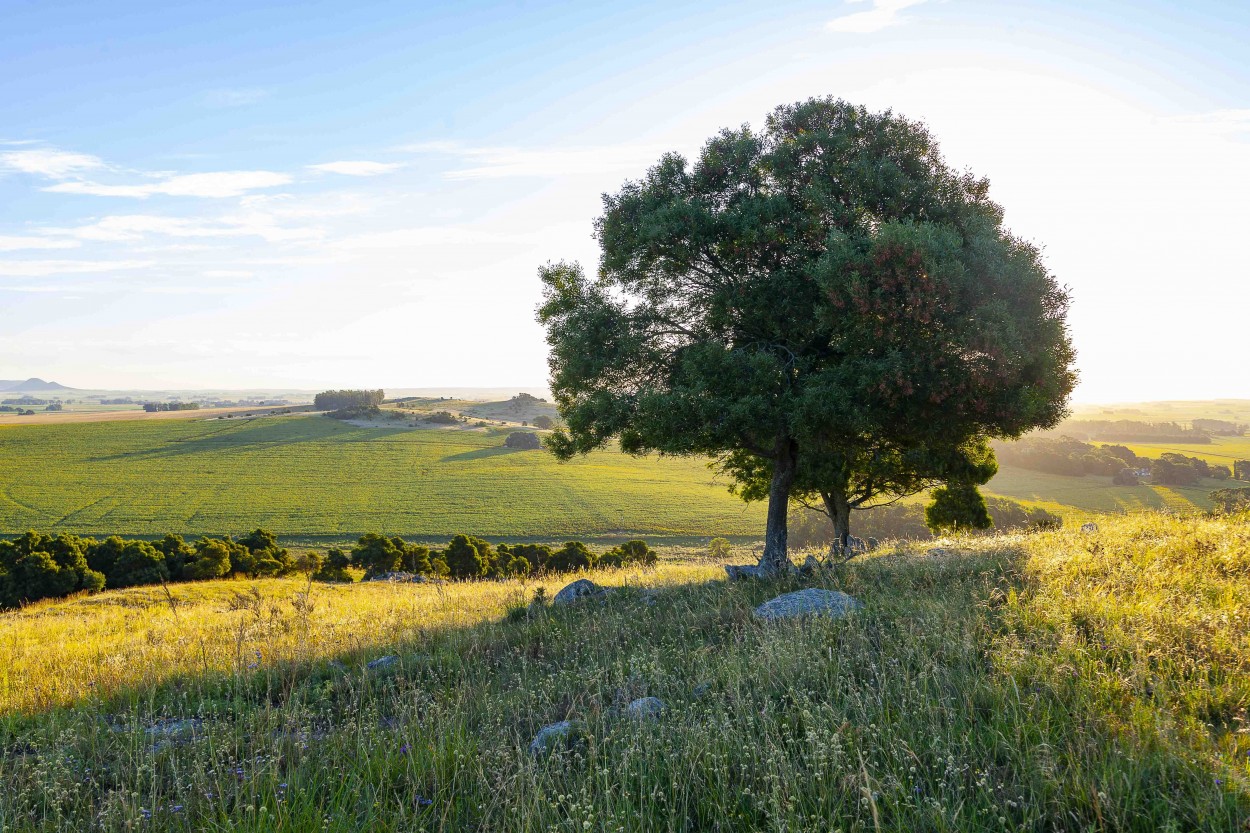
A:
981 465 1228 517
1 513 1246 831
0 414 764 539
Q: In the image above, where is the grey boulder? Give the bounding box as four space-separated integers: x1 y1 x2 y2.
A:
625 697 666 720
552 578 606 606
530 721 587 756
1081 522 1099 533
754 588 862 622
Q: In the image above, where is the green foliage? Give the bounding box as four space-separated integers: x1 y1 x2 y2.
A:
708 537 731 559
351 533 404 579
531 415 554 430
183 539 232 581
312 548 354 583
0 531 104 608
327 404 381 420
503 431 542 450
547 540 595 573
539 97 1075 569
926 482 994 534
154 533 194 579
444 534 494 579
314 389 384 410
1210 487 1250 514
232 528 295 578
499 543 552 573
598 539 656 568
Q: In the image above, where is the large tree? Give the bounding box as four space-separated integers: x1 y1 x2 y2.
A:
539 98 1075 573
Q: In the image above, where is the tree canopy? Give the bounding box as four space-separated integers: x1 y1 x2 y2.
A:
539 97 1075 573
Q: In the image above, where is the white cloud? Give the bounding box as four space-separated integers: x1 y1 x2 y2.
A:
45 171 292 199
0 235 79 252
308 160 403 176
0 259 154 277
58 212 318 244
1161 109 1250 138
826 0 928 34
0 147 104 178
402 141 666 180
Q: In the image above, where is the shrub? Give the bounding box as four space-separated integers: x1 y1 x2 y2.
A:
499 543 550 573
532 415 554 430
351 533 403 579
708 537 731 559
504 431 542 450
926 483 993 534
1211 487 1250 514
183 539 232 581
425 410 459 424
154 534 195 580
600 539 655 568
233 528 296 578
313 548 354 583
327 404 381 420
1112 467 1140 486
548 541 594 573
444 534 494 579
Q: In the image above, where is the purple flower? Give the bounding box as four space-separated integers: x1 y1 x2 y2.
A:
399 743 411 755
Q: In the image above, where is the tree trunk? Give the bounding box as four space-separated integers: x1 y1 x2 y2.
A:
758 437 797 575
821 489 852 554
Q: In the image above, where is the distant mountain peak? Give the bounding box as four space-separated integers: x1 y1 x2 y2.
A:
0 377 73 392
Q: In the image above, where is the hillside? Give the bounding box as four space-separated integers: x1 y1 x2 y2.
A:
0 413 764 539
0 377 72 392
1 513 1245 830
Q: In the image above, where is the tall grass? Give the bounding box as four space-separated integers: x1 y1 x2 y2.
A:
1 515 1247 831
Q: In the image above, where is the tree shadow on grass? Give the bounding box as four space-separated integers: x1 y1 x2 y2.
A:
440 446 524 463
87 418 414 463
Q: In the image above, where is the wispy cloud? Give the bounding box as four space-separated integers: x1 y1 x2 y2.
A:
401 141 666 180
0 147 104 178
202 87 270 108
0 259 154 277
45 170 292 199
308 160 404 177
0 235 80 252
826 0 928 34
1163 109 1250 138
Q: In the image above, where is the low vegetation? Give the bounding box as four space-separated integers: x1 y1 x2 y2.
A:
0 529 656 609
0 513 1246 830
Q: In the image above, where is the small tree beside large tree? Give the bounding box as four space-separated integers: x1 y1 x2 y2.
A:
539 97 1075 574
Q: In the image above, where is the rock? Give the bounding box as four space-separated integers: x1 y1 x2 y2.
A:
866 537 879 550
754 589 862 622
626 697 665 720
725 564 769 580
367 655 398 670
144 718 204 738
1081 522 1099 534
529 721 587 756
552 578 605 606
366 572 426 583
929 547 952 558
847 536 868 553
801 555 822 574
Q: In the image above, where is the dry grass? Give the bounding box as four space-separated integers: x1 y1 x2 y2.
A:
1 516 1247 831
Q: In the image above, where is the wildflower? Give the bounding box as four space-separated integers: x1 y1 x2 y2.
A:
414 795 433 807
399 743 410 755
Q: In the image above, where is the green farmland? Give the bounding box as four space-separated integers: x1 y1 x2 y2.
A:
0 415 763 540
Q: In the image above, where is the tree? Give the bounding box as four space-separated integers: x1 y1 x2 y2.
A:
444 534 493 579
184 539 232 581
351 533 404 578
539 97 1075 573
547 541 595 573
313 548 354 583
504 431 542 450
532 415 555 430
925 482 993 534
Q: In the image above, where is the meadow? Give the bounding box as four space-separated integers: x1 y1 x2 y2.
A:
1 513 1246 831
0 414 764 540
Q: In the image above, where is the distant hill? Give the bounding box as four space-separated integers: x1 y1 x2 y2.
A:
0 378 73 392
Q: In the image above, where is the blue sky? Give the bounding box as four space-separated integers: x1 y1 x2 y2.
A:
1 0 1247 398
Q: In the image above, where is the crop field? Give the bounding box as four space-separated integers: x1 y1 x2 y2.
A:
0 414 764 539
981 465 1225 516
1 514 1246 831
1106 435 1250 468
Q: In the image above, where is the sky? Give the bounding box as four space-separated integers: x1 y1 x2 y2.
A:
1 0 1247 401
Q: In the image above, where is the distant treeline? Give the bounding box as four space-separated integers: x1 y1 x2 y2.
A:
0 529 655 609
788 497 1062 548
315 389 384 410
995 436 1232 485
1055 420 1212 443
143 402 200 412
1193 419 1248 436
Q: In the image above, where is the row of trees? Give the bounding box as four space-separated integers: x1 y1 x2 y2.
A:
142 402 201 412
322 534 655 582
0 529 305 609
1 527 658 608
994 436 1232 485
314 389 385 410
1055 420 1213 443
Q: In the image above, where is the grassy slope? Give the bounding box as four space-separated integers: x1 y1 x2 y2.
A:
1 513 1246 831
0 415 763 539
